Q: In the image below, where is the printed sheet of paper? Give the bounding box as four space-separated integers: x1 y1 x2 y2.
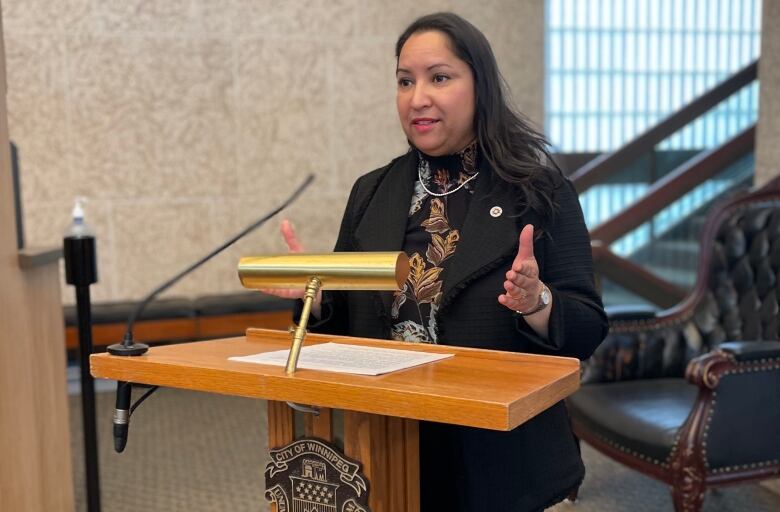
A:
229 342 453 376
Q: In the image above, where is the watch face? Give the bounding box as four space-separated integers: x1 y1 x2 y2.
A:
540 286 551 305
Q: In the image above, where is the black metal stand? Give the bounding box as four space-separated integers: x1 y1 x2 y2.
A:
75 285 101 512
64 234 101 512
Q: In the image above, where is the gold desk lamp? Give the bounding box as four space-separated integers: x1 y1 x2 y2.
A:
238 252 409 375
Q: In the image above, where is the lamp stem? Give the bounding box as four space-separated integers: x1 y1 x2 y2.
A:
286 276 322 375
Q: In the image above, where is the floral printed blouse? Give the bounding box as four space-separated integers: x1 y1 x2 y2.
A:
391 141 479 343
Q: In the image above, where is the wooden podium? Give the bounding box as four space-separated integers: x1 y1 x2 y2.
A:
90 328 580 512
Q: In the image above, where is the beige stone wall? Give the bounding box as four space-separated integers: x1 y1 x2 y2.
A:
756 0 780 186
3 0 544 303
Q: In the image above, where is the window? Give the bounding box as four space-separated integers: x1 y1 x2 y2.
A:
545 0 762 153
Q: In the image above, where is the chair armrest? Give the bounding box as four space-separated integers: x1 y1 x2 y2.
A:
682 344 780 473
717 341 780 362
686 343 780 389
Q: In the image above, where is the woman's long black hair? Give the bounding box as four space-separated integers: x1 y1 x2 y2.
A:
396 12 562 223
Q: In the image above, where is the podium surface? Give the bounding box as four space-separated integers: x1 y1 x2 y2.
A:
92 328 581 511
90 328 579 431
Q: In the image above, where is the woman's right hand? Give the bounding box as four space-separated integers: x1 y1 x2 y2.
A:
257 219 305 299
257 220 323 317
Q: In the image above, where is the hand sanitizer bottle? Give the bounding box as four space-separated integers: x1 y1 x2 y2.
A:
64 196 98 286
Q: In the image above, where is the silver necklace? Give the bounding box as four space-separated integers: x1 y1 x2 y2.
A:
418 167 479 197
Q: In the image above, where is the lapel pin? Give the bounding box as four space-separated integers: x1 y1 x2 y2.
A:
490 206 503 218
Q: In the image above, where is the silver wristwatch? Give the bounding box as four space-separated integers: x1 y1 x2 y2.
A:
516 283 551 316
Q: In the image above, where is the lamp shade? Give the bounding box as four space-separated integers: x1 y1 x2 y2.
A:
238 252 409 291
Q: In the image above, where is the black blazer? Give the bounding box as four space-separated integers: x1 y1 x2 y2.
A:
312 152 608 511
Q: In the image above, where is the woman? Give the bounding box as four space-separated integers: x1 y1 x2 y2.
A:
271 12 607 511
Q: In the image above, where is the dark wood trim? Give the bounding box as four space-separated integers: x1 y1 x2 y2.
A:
592 245 687 307
571 60 757 193
685 349 736 389
668 378 712 511
590 126 755 247
707 467 780 486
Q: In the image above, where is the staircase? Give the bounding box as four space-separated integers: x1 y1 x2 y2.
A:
567 61 759 309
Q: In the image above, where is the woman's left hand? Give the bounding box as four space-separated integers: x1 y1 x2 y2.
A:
498 224 545 314
498 224 552 338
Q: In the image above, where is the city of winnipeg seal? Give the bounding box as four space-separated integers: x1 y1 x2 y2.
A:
265 438 371 512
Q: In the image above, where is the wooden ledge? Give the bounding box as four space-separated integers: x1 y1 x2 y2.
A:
18 246 62 269
91 328 581 431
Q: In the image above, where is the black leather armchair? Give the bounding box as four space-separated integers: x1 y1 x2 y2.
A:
567 181 780 512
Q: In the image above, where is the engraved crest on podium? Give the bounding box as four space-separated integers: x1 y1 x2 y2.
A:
265 438 371 512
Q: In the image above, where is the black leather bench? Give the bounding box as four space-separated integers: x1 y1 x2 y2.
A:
64 293 293 350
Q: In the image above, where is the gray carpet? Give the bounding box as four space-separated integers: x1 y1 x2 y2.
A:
69 387 780 512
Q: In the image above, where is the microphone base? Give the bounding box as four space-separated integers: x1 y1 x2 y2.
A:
107 342 149 356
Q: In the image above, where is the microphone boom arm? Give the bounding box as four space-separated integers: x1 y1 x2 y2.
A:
108 174 314 356
106 174 314 453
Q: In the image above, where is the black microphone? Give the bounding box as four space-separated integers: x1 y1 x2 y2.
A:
113 381 131 452
107 174 314 453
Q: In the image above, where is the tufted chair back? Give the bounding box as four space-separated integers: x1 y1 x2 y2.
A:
583 183 780 384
